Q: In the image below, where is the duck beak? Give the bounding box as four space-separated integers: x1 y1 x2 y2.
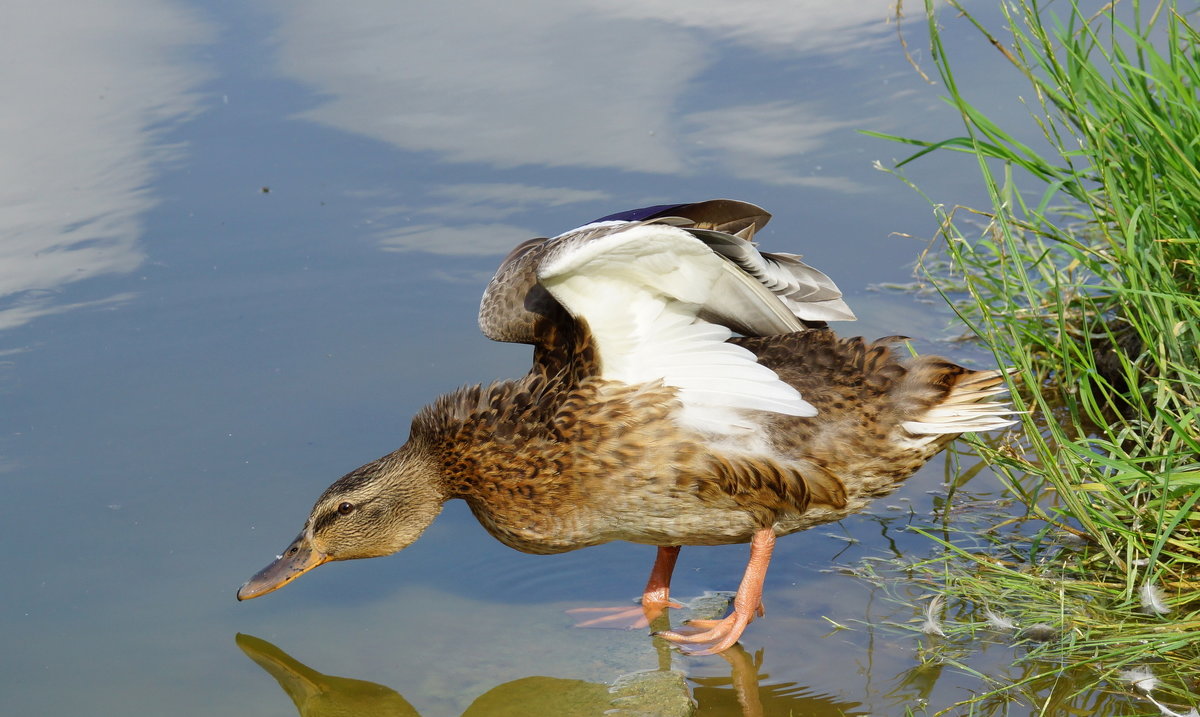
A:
237 533 329 601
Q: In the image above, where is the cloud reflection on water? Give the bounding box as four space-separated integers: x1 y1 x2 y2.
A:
267 1 899 254
272 0 892 175
273 0 696 174
592 0 897 53
0 0 212 331
374 183 611 255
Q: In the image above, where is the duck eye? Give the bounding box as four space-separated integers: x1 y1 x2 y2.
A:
337 501 355 516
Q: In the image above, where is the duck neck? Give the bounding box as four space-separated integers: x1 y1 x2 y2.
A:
408 380 556 501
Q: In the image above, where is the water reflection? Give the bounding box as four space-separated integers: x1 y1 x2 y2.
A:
265 1 901 258
272 0 897 179
237 633 868 716
376 184 612 257
0 0 211 331
239 633 420 717
693 645 866 716
269 1 888 179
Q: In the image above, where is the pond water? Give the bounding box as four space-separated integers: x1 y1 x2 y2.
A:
0 1 1155 715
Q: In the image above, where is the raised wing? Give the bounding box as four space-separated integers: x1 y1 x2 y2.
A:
478 199 854 346
536 221 818 435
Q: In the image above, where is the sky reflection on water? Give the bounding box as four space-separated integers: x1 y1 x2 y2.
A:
0 1 211 331
0 1 1083 715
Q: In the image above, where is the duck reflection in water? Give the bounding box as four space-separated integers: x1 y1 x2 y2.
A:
238 200 1011 654
235 633 868 716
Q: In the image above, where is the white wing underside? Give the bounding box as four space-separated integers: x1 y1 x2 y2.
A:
538 223 817 436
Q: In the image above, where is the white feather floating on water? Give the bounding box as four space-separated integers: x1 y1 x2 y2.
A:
1121 665 1200 717
1145 694 1199 717
921 595 946 637
983 608 1017 631
1140 582 1171 615
1122 663 1200 717
1121 666 1159 693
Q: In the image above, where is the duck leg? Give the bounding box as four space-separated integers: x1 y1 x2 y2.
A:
655 528 775 655
569 546 684 629
641 545 683 611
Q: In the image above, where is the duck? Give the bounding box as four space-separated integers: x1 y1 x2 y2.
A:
237 199 1011 655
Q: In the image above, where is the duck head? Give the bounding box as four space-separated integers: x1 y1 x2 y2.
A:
237 445 444 600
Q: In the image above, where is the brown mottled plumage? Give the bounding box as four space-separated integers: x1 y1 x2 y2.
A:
238 200 1010 655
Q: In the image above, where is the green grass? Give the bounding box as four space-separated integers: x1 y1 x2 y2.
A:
866 0 1200 713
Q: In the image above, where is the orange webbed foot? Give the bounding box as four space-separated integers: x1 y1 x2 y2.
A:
654 601 761 655
656 528 776 656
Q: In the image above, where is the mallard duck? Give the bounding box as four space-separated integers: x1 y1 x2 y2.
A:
238 199 1011 655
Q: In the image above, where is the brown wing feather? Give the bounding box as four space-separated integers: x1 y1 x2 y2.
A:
718 330 1007 516
477 238 558 345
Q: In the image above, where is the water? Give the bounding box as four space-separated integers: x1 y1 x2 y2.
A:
0 1 1145 715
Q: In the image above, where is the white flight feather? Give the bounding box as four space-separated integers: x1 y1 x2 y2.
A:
538 224 816 435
